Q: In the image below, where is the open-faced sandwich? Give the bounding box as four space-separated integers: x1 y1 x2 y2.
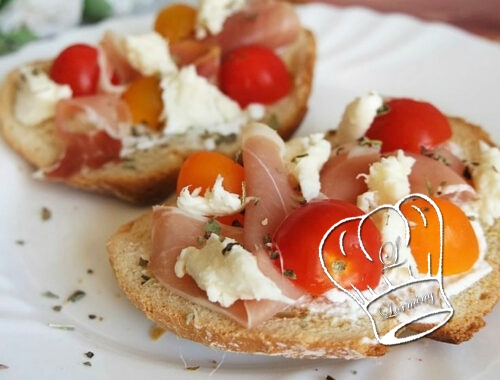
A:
107 92 500 358
0 0 315 203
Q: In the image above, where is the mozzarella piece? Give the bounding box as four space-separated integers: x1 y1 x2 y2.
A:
357 150 415 211
195 0 246 39
177 174 246 216
175 233 294 307
160 65 249 135
335 91 383 144
14 65 72 125
284 133 331 201
122 31 177 76
471 141 500 226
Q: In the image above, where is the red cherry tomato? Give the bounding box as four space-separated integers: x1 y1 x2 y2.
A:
50 44 100 97
365 98 452 154
272 199 383 295
219 45 291 108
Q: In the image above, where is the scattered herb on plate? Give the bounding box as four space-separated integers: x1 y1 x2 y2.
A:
84 351 94 359
66 290 86 303
40 207 52 221
41 291 59 299
48 323 75 331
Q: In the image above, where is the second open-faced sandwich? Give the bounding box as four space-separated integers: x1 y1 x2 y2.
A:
0 0 315 203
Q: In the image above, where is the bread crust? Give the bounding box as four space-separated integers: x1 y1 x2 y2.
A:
107 117 500 358
407 117 500 343
107 210 388 359
0 29 316 204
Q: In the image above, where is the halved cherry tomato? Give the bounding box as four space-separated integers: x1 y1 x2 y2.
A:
50 44 100 96
176 151 245 225
219 45 291 108
176 151 244 194
122 75 163 130
365 98 452 154
153 3 196 43
400 197 479 276
272 199 383 295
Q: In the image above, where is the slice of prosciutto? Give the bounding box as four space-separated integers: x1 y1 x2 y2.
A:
320 144 381 204
406 152 477 203
241 122 301 250
99 30 142 88
202 0 301 54
150 205 304 328
44 94 131 178
319 142 476 205
169 40 220 83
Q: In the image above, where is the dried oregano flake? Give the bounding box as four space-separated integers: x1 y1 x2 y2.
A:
42 291 59 299
138 257 149 267
269 251 280 260
204 219 221 235
66 290 86 303
283 269 296 279
41 207 52 221
84 351 94 359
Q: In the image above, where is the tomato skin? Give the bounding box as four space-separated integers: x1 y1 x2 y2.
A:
176 151 245 225
365 98 452 154
176 151 244 195
122 76 163 130
153 3 196 43
400 197 479 276
272 199 383 295
50 44 100 96
219 45 291 108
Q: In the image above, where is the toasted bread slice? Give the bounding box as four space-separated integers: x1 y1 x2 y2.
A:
407 117 500 343
107 208 389 359
0 29 315 204
107 117 500 358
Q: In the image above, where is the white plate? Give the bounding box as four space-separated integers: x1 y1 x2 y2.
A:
1 3 500 379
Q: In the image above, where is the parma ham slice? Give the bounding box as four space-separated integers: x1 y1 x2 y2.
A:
150 205 304 328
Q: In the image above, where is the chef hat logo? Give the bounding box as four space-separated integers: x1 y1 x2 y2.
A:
319 193 454 345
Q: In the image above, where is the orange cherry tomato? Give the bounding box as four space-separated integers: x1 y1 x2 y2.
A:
153 4 196 43
272 199 383 295
400 197 479 276
122 76 163 130
176 151 245 225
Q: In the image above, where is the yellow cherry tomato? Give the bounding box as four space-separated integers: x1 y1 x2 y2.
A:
153 4 197 43
176 151 245 226
122 75 163 130
400 197 479 276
